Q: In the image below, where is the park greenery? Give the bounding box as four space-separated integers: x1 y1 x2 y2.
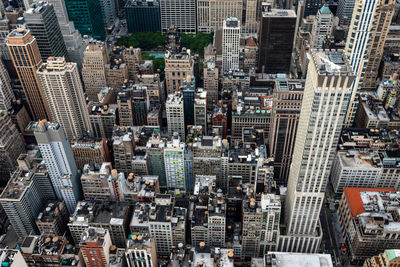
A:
115 32 213 56
142 53 165 72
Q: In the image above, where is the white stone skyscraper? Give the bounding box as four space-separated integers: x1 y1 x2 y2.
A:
166 92 185 140
311 5 336 49
33 120 82 213
37 57 91 140
222 17 240 72
280 50 354 253
343 0 395 127
160 0 196 33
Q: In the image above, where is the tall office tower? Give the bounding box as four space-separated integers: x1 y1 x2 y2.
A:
65 0 106 40
125 0 161 33
282 50 354 253
80 228 112 266
24 2 68 62
0 153 56 238
197 0 210 32
112 126 135 174
164 133 185 190
146 131 167 188
0 111 25 184
336 0 355 26
33 120 82 213
269 79 304 183
208 192 226 247
204 58 219 112
166 92 185 140
244 0 260 35
7 28 50 120
303 0 322 17
260 193 281 253
164 49 193 94
37 57 91 140
343 0 395 127
0 60 14 110
159 0 196 33
99 0 116 28
243 37 258 72
209 0 243 31
222 17 240 72
257 6 296 74
122 47 142 81
311 6 335 49
82 41 109 101
46 0 87 69
182 76 196 126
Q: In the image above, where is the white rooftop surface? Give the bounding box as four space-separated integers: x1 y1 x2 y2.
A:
269 252 333 267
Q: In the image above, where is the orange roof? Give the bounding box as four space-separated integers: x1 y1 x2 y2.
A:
246 37 257 47
343 187 396 219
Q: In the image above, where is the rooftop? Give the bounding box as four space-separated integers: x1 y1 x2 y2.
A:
265 252 333 267
312 50 353 76
20 235 66 256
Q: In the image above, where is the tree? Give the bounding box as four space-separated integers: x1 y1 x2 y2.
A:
115 32 165 50
180 32 213 56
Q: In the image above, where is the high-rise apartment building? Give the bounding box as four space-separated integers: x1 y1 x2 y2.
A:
166 92 185 140
24 2 68 61
0 153 56 238
37 57 91 140
203 57 219 112
0 111 25 184
209 0 243 31
164 49 193 94
65 0 106 40
125 0 161 33
258 6 296 74
81 163 113 200
311 5 335 49
105 59 129 89
160 0 196 33
33 120 82 213
80 228 112 266
269 79 304 183
82 41 109 101
36 200 69 235
343 0 395 127
281 50 354 253
7 28 50 120
222 17 240 73
164 133 185 190
0 59 14 110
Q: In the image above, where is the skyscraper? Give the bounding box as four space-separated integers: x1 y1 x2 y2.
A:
33 120 82 213
209 0 243 31
0 58 14 111
182 76 196 126
99 0 116 28
336 0 355 26
166 92 185 140
222 17 240 72
146 131 167 188
160 0 196 33
258 5 296 74
244 0 260 34
125 0 161 33
164 49 194 94
343 0 395 127
46 0 87 69
7 28 50 120
269 79 304 183
80 228 112 266
197 0 210 32
0 111 25 184
24 2 68 61
281 50 354 253
0 153 56 238
82 41 109 101
37 57 91 140
164 133 185 190
65 0 106 40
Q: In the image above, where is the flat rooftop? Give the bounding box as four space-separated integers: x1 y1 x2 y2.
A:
312 50 353 76
266 252 333 267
